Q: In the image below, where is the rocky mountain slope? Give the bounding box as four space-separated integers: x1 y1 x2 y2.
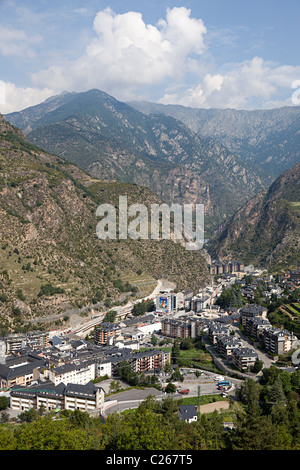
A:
129 100 300 178
5 89 268 235
0 114 209 334
207 162 300 269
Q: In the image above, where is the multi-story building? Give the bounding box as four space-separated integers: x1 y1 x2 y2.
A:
131 350 171 374
94 323 121 345
10 381 104 412
161 319 192 339
231 347 258 371
239 304 268 328
263 328 298 355
155 292 184 313
4 331 49 354
0 357 47 390
208 260 244 276
216 335 243 357
49 360 96 386
207 322 230 345
244 316 272 340
161 317 208 339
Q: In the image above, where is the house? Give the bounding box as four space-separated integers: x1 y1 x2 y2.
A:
178 405 198 423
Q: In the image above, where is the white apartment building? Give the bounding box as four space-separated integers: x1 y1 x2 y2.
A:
10 382 104 412
49 361 95 386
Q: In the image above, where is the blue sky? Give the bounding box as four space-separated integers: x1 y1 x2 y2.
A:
0 0 300 112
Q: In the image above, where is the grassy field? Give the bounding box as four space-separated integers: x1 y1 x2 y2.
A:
177 347 218 372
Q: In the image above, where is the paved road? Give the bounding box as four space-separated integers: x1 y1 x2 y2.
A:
101 368 240 416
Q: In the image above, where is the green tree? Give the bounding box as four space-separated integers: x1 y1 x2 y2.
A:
268 376 286 407
103 401 172 450
251 357 264 373
0 427 17 450
165 382 177 394
180 337 194 350
237 378 261 415
15 416 97 450
151 334 158 346
171 340 180 364
228 412 280 450
0 396 9 411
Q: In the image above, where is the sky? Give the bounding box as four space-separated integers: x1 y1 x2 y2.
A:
0 0 300 113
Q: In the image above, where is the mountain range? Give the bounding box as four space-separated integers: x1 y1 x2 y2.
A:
4 89 300 282
0 113 210 334
5 89 269 236
129 100 300 179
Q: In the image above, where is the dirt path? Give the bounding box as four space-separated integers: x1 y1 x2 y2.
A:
199 400 230 414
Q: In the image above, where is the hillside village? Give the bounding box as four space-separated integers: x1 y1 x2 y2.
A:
0 261 299 418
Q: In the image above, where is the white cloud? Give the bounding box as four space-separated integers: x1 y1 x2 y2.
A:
159 57 300 109
0 82 54 113
1 7 299 112
31 7 207 100
0 25 41 58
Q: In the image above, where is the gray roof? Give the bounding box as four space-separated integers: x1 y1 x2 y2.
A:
179 405 197 420
10 380 103 399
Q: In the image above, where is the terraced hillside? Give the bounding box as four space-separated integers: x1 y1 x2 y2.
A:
0 115 209 334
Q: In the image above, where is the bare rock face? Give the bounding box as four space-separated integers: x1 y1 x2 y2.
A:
12 299 32 315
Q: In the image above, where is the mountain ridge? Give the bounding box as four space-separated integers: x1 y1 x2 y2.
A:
0 113 210 334
128 100 300 178
5 89 269 235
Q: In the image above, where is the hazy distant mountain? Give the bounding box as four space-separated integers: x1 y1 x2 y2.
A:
5 89 268 235
208 162 300 269
129 100 300 178
0 113 210 331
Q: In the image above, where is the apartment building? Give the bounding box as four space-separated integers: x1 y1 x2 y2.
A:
231 347 258 371
94 323 122 345
244 316 272 340
10 381 104 412
239 304 268 328
161 318 192 339
216 335 243 357
4 331 49 354
263 328 298 355
208 260 244 276
49 361 96 386
131 349 171 374
161 317 208 339
207 322 230 345
0 358 47 390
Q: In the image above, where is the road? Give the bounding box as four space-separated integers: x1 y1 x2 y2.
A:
100 368 240 417
70 278 175 337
